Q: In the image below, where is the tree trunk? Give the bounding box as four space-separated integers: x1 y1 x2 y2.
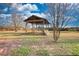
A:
14 20 17 32
14 27 17 32
53 25 60 42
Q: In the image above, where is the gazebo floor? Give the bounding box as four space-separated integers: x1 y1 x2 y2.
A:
24 29 46 35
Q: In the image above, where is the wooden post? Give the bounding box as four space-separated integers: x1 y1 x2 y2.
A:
32 23 33 32
42 20 45 34
36 24 37 29
25 22 27 32
48 24 49 29
43 20 45 29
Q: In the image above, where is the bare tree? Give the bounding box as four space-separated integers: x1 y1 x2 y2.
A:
11 13 24 32
11 3 22 32
0 10 5 30
11 13 17 32
45 3 74 42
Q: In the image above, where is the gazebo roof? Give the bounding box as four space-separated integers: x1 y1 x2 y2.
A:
24 15 50 24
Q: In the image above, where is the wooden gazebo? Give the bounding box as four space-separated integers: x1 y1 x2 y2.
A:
24 15 50 32
24 15 49 24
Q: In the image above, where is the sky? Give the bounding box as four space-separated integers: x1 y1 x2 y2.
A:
0 3 47 14
0 3 79 27
0 3 48 27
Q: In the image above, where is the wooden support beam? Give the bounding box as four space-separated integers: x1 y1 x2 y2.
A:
25 22 27 32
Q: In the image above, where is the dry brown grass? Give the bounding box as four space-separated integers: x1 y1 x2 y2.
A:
0 31 79 55
0 31 79 38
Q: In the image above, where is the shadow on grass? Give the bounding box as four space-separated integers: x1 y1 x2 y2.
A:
0 32 46 36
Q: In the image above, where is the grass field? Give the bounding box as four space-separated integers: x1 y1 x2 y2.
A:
0 31 79 56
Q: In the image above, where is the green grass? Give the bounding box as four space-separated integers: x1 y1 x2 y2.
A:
10 38 79 56
10 47 31 56
71 46 79 56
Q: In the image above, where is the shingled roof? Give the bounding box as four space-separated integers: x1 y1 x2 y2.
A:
24 15 50 24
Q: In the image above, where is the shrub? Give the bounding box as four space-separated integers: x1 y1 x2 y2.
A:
11 47 31 56
71 46 79 56
36 49 49 56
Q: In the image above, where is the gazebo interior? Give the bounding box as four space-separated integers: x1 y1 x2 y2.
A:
24 15 50 35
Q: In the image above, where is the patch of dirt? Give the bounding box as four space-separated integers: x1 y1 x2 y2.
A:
0 39 21 56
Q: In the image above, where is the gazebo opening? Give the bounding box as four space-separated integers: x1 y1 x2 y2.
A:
24 15 50 34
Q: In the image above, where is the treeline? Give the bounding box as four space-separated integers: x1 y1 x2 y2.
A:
0 26 79 31
48 27 79 31
0 26 25 31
